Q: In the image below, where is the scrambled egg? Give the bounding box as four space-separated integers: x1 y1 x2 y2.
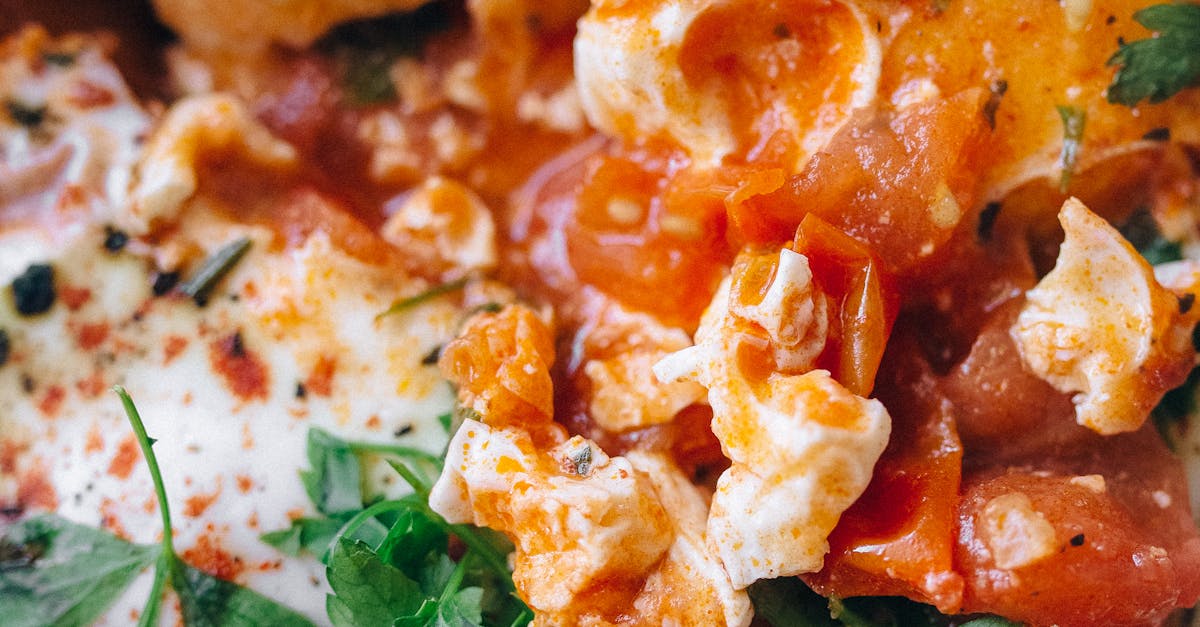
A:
655 247 890 588
1013 198 1200 434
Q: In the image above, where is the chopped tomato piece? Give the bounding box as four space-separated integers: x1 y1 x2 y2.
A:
804 331 964 612
957 428 1200 627
729 89 989 276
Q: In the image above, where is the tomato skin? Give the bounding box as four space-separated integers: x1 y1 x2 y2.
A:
792 215 898 396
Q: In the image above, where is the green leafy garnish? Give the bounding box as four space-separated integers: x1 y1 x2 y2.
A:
1120 207 1184 266
315 2 454 106
1056 105 1086 193
263 426 530 626
1107 3 1200 106
1 389 313 625
0 515 159 627
111 386 316 626
178 237 252 307
377 278 470 321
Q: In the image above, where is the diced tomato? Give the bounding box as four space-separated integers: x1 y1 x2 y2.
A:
513 142 732 330
728 89 989 276
956 427 1200 627
804 331 965 613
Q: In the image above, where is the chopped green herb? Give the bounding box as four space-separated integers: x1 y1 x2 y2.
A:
377 277 470 320
4 100 46 128
301 428 368 517
179 237 252 306
315 2 455 106
1120 207 1184 265
265 424 530 626
1107 3 1200 106
1056 105 1086 193
569 445 593 476
152 270 180 296
11 263 56 316
1153 366 1200 450
0 515 159 627
41 51 76 66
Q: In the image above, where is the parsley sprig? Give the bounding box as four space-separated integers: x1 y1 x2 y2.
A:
1108 3 1200 106
261 427 532 626
0 388 314 626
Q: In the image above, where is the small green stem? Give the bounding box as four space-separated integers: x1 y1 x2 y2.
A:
438 550 472 604
114 386 175 558
347 441 442 468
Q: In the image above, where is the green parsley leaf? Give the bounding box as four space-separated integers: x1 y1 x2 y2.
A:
1108 3 1200 106
747 577 838 626
302 428 367 516
1120 207 1185 266
260 517 348 557
326 538 426 626
0 515 158 627
1056 105 1086 193
172 560 315 626
113 386 315 626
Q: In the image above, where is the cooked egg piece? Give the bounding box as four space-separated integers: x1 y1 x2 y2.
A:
1013 198 1199 435
656 247 891 588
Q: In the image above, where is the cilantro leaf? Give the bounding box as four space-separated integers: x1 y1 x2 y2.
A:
326 538 426 627
1056 105 1086 193
302 428 366 516
0 515 158 627
173 560 315 626
1108 3 1200 106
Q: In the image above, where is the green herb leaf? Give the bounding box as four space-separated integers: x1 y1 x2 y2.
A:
113 387 315 626
260 517 348 557
301 428 366 516
958 617 1023 627
1108 3 1200 106
0 515 158 627
173 560 315 626
377 278 470 321
1056 105 1086 193
179 237 252 307
747 578 839 627
326 538 426 627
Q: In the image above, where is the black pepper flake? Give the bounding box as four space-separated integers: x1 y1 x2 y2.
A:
1106 14 1117 25
102 225 129 252
151 270 180 296
421 345 442 365
977 201 1002 241
1191 321 1200 352
295 382 308 399
0 329 9 367
21 373 35 393
1179 293 1195 314
1069 533 1085 547
1142 127 1171 141
230 331 245 357
0 504 26 519
395 424 414 437
11 263 55 316
983 79 1008 130
773 23 791 39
